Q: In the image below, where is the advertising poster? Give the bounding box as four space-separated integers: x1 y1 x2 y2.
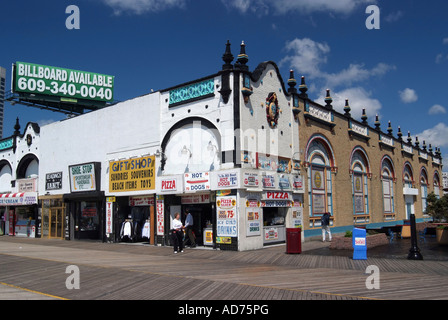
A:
216 196 237 237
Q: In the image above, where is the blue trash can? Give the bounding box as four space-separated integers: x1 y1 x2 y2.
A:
352 227 367 260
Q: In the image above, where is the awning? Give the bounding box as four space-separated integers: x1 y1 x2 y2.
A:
0 192 38 206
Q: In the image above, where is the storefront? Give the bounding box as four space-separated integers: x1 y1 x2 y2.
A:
114 195 155 243
0 191 39 237
107 155 157 244
65 162 104 241
40 195 65 239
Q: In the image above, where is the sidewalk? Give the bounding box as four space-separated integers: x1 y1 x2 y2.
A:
1 236 448 300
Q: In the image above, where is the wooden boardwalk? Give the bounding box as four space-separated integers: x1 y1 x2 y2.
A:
1 237 448 301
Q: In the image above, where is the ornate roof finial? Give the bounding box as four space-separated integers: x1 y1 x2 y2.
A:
235 40 249 71
299 76 308 98
407 131 412 144
325 89 333 110
387 121 393 136
222 40 234 70
344 99 351 117
287 70 297 94
374 114 381 130
397 126 403 141
361 108 368 124
415 136 420 149
14 117 21 136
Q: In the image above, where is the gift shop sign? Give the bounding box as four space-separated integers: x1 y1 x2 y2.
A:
184 172 210 193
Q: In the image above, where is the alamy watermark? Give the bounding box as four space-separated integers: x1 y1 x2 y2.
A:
366 5 380 30
66 5 80 30
65 265 80 290
365 265 380 290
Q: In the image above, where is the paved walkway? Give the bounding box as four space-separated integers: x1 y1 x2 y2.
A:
1 236 448 303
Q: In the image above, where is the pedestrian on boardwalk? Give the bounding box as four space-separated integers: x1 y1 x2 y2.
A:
171 213 184 253
183 209 196 248
321 212 332 242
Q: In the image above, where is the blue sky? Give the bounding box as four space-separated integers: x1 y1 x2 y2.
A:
1 0 447 168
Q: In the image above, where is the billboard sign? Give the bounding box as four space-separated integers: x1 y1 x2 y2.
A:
13 61 114 102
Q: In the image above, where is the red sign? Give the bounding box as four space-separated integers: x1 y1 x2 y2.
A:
266 192 290 200
161 179 177 192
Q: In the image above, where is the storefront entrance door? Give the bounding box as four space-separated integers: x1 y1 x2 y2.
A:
49 208 64 239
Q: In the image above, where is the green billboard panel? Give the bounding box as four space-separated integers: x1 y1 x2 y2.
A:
13 62 114 102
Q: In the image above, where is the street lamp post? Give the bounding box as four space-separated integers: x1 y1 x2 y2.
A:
407 213 423 260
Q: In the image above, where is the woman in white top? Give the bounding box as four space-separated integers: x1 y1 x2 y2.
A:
171 213 184 253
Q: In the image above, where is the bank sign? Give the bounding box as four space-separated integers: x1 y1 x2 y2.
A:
13 62 114 102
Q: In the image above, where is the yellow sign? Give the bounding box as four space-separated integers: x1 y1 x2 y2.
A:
109 156 155 193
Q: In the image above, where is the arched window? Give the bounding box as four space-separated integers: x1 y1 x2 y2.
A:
403 162 414 188
420 167 428 213
381 156 395 220
434 171 440 199
305 135 335 228
350 147 370 223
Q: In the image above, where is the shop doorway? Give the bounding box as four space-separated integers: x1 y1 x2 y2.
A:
49 208 64 239
183 204 213 247
73 201 102 240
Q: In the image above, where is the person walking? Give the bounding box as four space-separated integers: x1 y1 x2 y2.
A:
183 209 196 248
171 213 184 253
321 212 332 242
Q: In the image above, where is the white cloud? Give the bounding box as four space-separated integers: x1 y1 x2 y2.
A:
443 38 448 45
436 53 448 64
384 11 403 22
280 37 395 91
429 104 447 115
102 0 186 15
324 62 395 90
414 123 448 148
222 0 375 16
280 38 330 78
316 87 382 121
399 88 418 103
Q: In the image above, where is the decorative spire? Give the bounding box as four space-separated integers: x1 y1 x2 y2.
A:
361 109 368 124
415 136 420 149
324 89 333 109
422 140 427 152
429 144 433 155
344 99 351 117
374 114 381 130
397 126 403 141
14 117 20 136
387 121 393 136
222 40 234 70
235 41 249 71
299 76 308 98
407 131 412 144
287 70 297 94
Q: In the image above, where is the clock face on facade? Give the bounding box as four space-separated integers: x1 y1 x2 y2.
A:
26 134 32 146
